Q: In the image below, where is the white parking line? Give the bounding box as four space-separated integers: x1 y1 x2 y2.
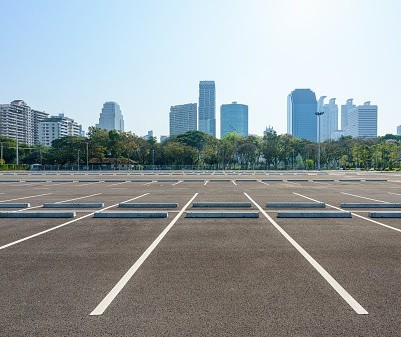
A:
107 181 130 187
204 180 209 186
294 192 401 234
232 180 237 186
172 181 183 186
15 193 102 212
142 181 155 186
0 193 52 203
90 192 198 316
341 192 389 203
9 182 43 187
388 192 401 196
0 193 149 251
258 181 269 186
244 192 368 315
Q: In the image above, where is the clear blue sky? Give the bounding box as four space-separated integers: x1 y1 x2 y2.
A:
1 0 401 138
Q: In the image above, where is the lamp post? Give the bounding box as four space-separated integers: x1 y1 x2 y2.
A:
0 142 3 164
86 141 89 171
315 111 324 170
77 149 80 171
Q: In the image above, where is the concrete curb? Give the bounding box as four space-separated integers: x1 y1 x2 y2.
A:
185 211 259 218
340 203 400 208
0 211 76 218
93 211 168 218
119 203 178 208
43 203 104 208
277 211 351 218
369 212 401 218
0 203 30 208
267 202 325 208
192 202 252 208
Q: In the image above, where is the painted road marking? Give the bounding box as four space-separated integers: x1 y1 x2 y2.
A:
90 192 198 316
341 192 389 203
244 192 368 315
388 192 401 196
142 181 155 186
232 180 237 186
204 180 209 186
172 181 183 186
294 192 401 234
14 193 102 212
0 193 53 203
258 181 270 186
0 193 149 251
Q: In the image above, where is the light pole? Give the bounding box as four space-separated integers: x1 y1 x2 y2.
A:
0 142 3 164
152 149 155 170
86 141 89 171
315 111 324 170
77 149 80 171
16 137 19 166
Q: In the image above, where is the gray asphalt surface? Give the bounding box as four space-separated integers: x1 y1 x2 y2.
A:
0 170 401 336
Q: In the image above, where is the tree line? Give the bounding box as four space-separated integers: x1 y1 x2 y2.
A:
1 128 401 170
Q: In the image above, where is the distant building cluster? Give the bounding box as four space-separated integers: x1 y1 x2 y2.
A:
1 85 390 147
287 89 378 141
168 81 249 139
0 100 83 146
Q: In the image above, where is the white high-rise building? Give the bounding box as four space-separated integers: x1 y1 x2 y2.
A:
97 102 124 131
319 98 338 141
341 99 356 134
397 125 401 136
0 100 48 145
38 114 82 146
169 103 197 136
347 102 378 138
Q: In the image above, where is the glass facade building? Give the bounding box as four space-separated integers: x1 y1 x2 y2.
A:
287 89 317 142
220 102 248 138
198 81 216 137
97 101 124 131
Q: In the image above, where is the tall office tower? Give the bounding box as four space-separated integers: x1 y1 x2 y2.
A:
97 101 124 131
319 98 338 141
198 81 216 137
397 125 401 136
347 101 378 138
287 89 318 142
0 100 48 145
341 98 356 134
220 102 248 138
169 103 197 136
38 113 82 146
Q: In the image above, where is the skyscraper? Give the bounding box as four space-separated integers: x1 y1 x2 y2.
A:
287 89 317 142
220 102 248 138
198 81 216 137
97 102 124 131
397 125 401 136
0 100 48 145
319 97 338 141
347 101 378 138
341 98 356 133
169 103 197 136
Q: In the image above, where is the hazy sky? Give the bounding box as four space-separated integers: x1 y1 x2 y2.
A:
1 0 401 138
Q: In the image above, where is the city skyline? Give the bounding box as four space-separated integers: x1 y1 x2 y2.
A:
1 1 401 137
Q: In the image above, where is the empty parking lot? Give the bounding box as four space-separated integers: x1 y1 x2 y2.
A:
1 170 401 336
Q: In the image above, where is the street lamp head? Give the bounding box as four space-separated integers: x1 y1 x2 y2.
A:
315 111 325 116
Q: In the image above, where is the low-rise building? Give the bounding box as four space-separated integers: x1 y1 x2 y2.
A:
38 113 82 146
